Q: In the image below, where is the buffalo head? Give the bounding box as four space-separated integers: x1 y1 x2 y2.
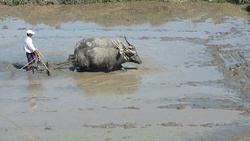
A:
113 37 142 64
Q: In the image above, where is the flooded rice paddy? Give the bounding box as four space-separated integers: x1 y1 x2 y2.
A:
0 2 250 141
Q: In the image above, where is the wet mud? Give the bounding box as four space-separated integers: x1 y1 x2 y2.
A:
0 2 250 141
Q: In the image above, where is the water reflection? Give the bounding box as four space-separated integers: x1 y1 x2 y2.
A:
26 74 42 110
73 71 141 95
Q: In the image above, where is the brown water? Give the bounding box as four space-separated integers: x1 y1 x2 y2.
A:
0 2 250 141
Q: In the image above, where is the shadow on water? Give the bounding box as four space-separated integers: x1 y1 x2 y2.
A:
73 70 141 96
26 74 42 110
12 63 24 69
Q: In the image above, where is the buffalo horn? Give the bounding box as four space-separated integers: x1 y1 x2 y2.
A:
124 36 132 46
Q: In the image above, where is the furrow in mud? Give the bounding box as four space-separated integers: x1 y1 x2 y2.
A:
210 44 250 110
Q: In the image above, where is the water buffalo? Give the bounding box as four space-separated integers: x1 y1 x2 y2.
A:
68 37 142 72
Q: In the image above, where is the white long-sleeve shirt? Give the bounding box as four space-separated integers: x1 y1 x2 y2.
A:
23 36 36 53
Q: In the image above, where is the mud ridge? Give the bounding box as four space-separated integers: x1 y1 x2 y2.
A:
210 44 250 112
82 122 137 129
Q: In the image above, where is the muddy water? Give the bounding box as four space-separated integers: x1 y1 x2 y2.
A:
1 2 250 141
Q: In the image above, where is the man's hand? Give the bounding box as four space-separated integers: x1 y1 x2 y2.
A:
34 49 40 58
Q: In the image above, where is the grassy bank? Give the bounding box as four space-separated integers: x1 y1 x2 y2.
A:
0 0 249 6
0 0 145 5
0 1 248 26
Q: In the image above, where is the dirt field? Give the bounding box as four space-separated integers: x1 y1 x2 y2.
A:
0 2 250 141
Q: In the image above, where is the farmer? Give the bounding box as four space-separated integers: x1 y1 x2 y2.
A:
23 30 39 71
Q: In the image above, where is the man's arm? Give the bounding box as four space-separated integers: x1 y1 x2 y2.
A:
26 38 40 57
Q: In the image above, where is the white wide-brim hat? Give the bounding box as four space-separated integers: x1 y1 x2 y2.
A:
26 29 35 35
